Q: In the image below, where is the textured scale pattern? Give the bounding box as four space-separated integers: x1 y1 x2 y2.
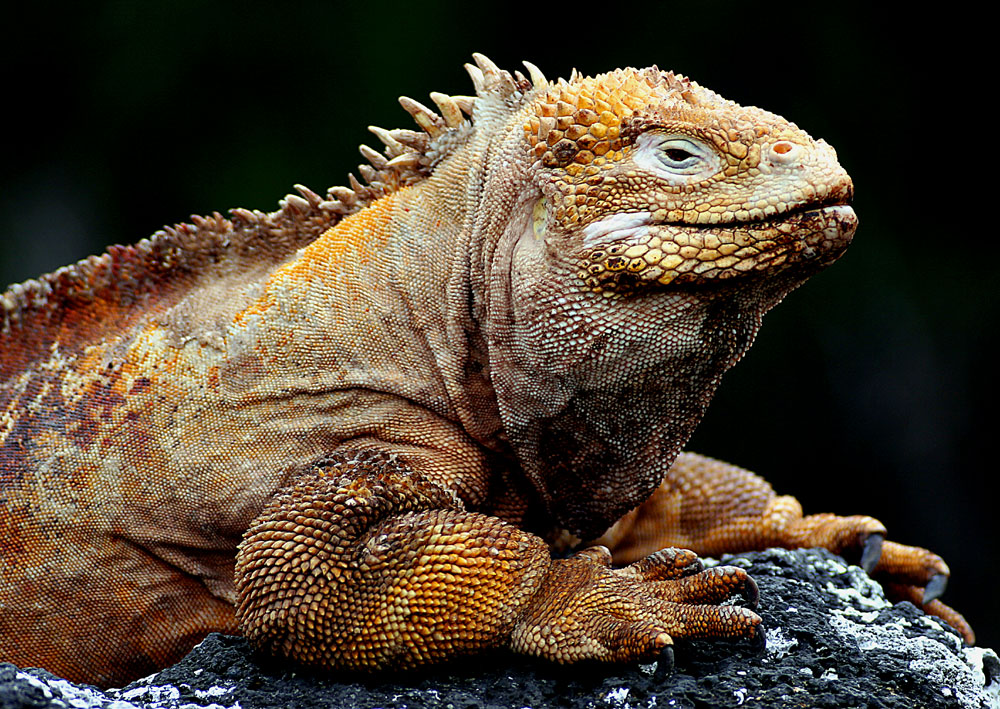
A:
0 54 971 688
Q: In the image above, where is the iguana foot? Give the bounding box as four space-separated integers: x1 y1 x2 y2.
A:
865 539 975 644
510 546 761 664
597 452 975 645
776 512 974 643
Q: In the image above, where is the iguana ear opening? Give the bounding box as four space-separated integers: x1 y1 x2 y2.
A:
531 198 549 241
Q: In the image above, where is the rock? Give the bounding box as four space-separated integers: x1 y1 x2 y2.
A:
2 548 997 709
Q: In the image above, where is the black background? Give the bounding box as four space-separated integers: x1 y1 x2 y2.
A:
2 2 995 650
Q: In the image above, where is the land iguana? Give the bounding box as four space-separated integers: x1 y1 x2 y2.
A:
0 55 973 687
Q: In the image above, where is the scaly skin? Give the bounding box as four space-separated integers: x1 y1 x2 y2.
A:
0 55 971 687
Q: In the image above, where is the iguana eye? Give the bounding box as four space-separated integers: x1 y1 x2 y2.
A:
663 147 696 163
634 133 721 182
655 137 715 173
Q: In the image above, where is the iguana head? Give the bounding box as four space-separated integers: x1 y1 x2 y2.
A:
430 57 856 538
521 66 854 295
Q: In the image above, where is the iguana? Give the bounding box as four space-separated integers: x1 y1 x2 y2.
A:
0 55 972 687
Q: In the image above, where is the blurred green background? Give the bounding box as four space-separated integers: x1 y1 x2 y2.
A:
2 2 995 650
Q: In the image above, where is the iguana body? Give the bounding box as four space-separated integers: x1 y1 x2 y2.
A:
0 56 970 687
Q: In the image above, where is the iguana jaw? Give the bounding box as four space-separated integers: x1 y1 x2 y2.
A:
572 202 857 296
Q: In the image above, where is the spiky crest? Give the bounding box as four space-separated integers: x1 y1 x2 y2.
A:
0 56 543 353
0 189 344 377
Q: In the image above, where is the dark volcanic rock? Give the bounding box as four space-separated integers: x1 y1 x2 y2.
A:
2 549 997 708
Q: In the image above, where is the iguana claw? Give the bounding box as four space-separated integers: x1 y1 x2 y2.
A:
738 573 761 608
653 645 675 680
860 533 884 572
923 573 948 604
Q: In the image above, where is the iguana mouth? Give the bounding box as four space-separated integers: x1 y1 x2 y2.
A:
733 191 854 234
733 192 853 225
575 202 857 295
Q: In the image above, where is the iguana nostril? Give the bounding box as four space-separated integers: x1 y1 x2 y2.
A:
769 141 799 163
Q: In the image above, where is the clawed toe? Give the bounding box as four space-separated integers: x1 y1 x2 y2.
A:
872 540 950 587
883 582 975 645
649 564 758 608
664 600 762 640
623 547 703 581
588 617 677 663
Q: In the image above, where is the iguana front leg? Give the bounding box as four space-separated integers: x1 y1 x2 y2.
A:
595 452 974 643
235 451 761 670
